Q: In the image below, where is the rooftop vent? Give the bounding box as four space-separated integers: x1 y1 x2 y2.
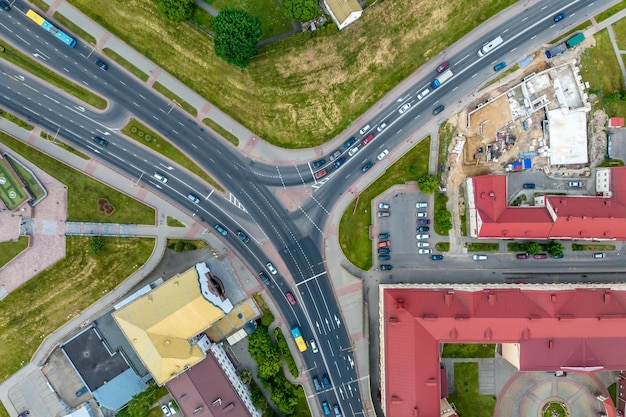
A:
488 293 496 305
604 292 612 304
548 340 553 349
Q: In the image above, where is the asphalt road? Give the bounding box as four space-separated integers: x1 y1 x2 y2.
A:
0 0 620 416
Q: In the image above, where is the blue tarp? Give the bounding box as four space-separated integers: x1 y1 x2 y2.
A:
523 158 532 169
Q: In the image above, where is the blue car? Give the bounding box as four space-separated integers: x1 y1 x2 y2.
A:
494 62 507 71
554 12 565 22
334 157 345 168
343 137 356 149
322 402 331 415
430 254 444 261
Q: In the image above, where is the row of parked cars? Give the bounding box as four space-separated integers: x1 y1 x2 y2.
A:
312 374 342 415
376 203 393 270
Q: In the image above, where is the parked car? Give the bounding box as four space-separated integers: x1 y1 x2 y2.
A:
380 264 393 271
551 253 564 259
266 262 278 275
237 230 250 243
416 212 428 217
568 181 583 187
377 211 390 217
417 219 431 225
161 405 172 416
416 234 430 239
312 159 326 168
333 404 342 417
378 240 391 248
314 169 327 179
344 137 356 149
310 339 319 353
418 248 432 254
493 61 507 71
214 224 228 236
416 202 428 208
17 412 29 417
417 242 430 248
333 157 345 168
259 271 271 285
285 292 296 305
361 134 374 146
534 253 548 259
516 253 529 259
523 183 535 189
379 254 391 261
0 1 10 11
92 136 108 147
187 193 200 204
378 248 391 254
417 226 430 232
430 254 444 261
361 161 373 172
348 146 360 156
330 150 342 161
378 232 390 239
399 103 411 114
433 105 445 115
359 125 371 135
593 252 606 259
473 254 488 261
377 149 389 160
554 12 565 22
322 374 332 389
322 401 331 415
313 377 322 392
377 122 388 132
379 202 390 209
168 402 177 414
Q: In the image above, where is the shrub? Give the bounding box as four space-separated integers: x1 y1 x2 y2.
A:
88 236 104 255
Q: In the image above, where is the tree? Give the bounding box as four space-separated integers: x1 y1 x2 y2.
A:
248 327 282 379
88 236 104 255
154 0 195 22
282 0 319 21
418 174 439 194
523 241 542 255
214 8 262 68
435 208 453 232
546 240 564 257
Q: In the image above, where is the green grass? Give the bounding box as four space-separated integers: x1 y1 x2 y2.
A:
6 156 45 202
543 403 567 417
481 63 519 89
190 5 215 33
0 132 155 223
434 192 449 236
0 108 33 131
53 11 97 45
608 382 617 404
166 239 208 250
121 119 222 191
28 0 49 12
273 327 299 378
102 48 149 82
40 131 90 160
293 386 312 417
0 158 28 210
437 123 455 175
613 17 626 50
0 236 155 383
202 118 240 146
442 344 495 358
66 0 517 148
599 158 625 167
0 237 29 268
203 0 292 40
572 243 616 251
460 201 467 236
435 242 449 252
339 138 430 270
0 42 106 110
466 242 499 252
152 82 198 117
166 216 186 227
447 362 496 417
253 293 274 323
596 1 626 22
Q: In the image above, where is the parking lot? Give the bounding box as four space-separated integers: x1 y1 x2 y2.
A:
506 170 591 204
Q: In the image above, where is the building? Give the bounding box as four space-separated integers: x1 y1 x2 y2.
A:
467 167 626 240
323 0 362 30
380 285 625 417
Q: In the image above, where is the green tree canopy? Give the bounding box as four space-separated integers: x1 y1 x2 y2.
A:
546 240 564 257
435 208 452 232
282 0 319 21
154 0 195 22
418 174 439 194
214 8 262 68
248 327 282 379
523 242 543 255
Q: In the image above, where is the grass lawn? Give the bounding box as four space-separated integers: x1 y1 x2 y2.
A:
0 402 7 417
447 362 496 417
66 0 516 148
0 158 28 210
339 138 430 270
437 123 455 174
40 131 90 160
613 17 626 50
433 192 450 236
0 237 29 268
599 158 625 167
102 48 149 82
0 132 155 224
466 242 499 252
435 242 449 252
0 108 33 131
442 343 495 358
203 118 240 146
166 239 208 250
6 155 46 202
572 243 616 251
203 0 292 40
121 119 223 191
608 382 617 404
53 11 97 45
293 386 312 417
152 82 198 117
0 236 155 383
166 216 186 227
596 0 626 22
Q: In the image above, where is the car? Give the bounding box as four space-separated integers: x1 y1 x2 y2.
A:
417 88 430 100
378 240 391 248
266 262 278 275
361 161 373 172
95 58 108 70
416 233 430 239
378 248 391 254
187 193 200 204
418 248 432 254
416 211 428 217
436 61 450 73
593 252 606 259
361 134 374 146
417 219 431 225
75 386 88 396
17 412 29 417
377 149 389 161
314 169 327 179
344 137 356 149
516 253 529 259
322 374 332 389
551 253 564 259
568 181 583 187
378 202 390 209
259 271 271 285
348 146 360 156
523 183 536 189
285 292 296 305
313 376 322 391
493 61 507 71
417 226 430 232
214 224 227 236
399 103 412 114
333 404 342 417
92 136 108 147
378 233 390 239
377 211 390 217
0 1 10 11
237 230 250 243
154 173 168 183
473 254 488 261
377 122 388 132
333 157 345 168
359 125 371 135
379 254 391 261
417 242 430 248
534 253 548 259
380 264 393 271
168 402 177 414
161 405 172 416
312 159 326 168
554 12 565 22
322 401 331 415
310 339 319 353
416 202 428 208
433 105 445 115
330 150 342 161
430 254 444 261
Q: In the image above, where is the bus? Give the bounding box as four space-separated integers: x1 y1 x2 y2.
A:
26 9 77 48
477 35 503 57
291 326 307 352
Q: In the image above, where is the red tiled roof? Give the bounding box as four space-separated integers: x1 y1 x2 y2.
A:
472 168 626 239
381 287 626 417
609 117 624 127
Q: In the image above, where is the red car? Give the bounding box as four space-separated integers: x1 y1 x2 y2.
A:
314 169 327 179
436 61 449 73
285 292 296 305
516 253 529 259
534 253 548 259
361 134 374 147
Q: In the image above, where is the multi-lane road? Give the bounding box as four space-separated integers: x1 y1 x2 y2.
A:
0 0 620 415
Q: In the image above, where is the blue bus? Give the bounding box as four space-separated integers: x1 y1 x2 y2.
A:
27 9 77 48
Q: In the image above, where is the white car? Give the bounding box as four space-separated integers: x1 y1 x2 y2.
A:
377 122 388 132
416 212 428 217
473 254 488 261
416 202 428 208
418 248 432 254
416 234 430 239
154 173 168 183
379 202 390 209
168 402 177 415
399 103 412 114
417 88 430 100
161 405 171 417
417 242 430 248
266 262 278 275
348 146 360 156
359 124 371 135
377 149 389 161
309 339 319 353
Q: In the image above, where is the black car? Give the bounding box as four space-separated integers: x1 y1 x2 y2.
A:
0 1 10 11
95 58 108 70
417 226 430 232
380 265 393 271
313 159 326 169
417 219 430 225
361 161 373 172
259 271 271 285
322 374 332 389
430 254 444 261
343 137 356 149
378 248 391 254
523 183 536 189
91 136 108 147
379 254 390 261
378 232 390 239
333 157 345 168
237 230 250 243
433 105 445 115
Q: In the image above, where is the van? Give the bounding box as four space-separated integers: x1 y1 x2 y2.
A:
417 88 430 100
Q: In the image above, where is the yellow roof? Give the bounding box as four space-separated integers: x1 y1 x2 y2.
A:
113 267 226 385
325 0 361 24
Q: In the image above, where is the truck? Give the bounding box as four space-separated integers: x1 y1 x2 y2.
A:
431 69 453 89
477 36 503 57
566 32 585 48
545 42 567 59
291 326 307 352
